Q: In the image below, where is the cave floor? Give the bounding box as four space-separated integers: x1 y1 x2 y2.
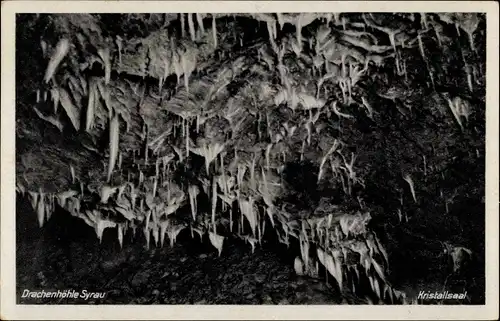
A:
16 199 350 305
17 233 345 305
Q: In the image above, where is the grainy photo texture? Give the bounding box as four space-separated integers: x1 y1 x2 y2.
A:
14 11 487 307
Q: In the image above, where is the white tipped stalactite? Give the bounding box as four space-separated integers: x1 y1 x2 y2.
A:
70 164 76 183
277 13 284 30
152 226 159 247
212 15 217 48
188 13 196 41
196 13 205 34
36 191 45 227
117 152 123 170
250 154 257 190
188 185 199 221
168 225 184 247
59 87 81 131
116 36 123 65
44 38 70 84
180 13 186 37
86 79 96 132
98 48 112 85
185 119 190 158
117 224 124 248
181 51 193 94
296 14 303 53
50 87 60 113
211 176 217 233
209 232 224 257
143 226 151 249
107 114 120 182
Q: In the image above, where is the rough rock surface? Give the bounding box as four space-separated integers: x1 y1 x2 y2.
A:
16 13 485 304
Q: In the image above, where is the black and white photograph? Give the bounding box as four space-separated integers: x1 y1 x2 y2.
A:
1 1 499 320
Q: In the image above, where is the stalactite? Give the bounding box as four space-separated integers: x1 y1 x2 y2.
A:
417 33 426 62
185 119 190 159
117 152 122 170
220 154 227 211
250 153 257 190
196 13 205 34
187 13 196 41
212 15 217 48
209 232 224 256
265 144 272 172
296 14 303 53
107 114 120 182
153 177 158 197
266 20 276 49
300 140 306 161
465 64 474 92
36 191 45 227
70 164 76 183
188 185 199 221
143 226 150 249
117 224 124 248
277 13 284 30
180 13 185 38
211 176 217 233
168 225 184 247
44 38 70 84
98 48 111 85
420 13 428 30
